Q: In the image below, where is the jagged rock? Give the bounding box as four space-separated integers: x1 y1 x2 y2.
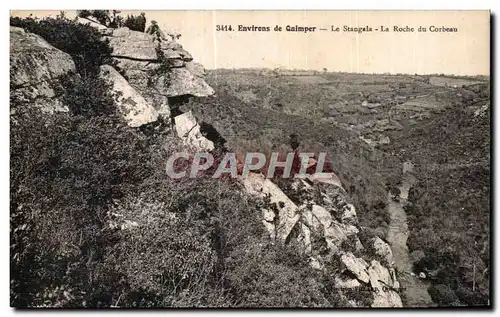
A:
99 65 158 127
368 260 403 307
372 289 403 308
372 236 394 266
300 208 322 232
107 27 164 60
238 160 403 308
242 173 300 242
174 111 214 151
164 68 215 97
367 260 392 289
262 209 275 222
324 221 350 252
186 61 207 78
309 257 323 270
311 205 332 228
10 26 77 113
341 252 370 283
342 224 359 236
335 276 361 288
341 203 358 225
175 48 193 62
354 236 365 252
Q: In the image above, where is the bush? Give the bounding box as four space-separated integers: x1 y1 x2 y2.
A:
10 97 158 306
123 13 147 32
77 10 124 29
226 243 331 307
428 284 460 307
59 73 116 117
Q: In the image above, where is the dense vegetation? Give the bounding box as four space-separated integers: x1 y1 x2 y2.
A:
10 15 348 308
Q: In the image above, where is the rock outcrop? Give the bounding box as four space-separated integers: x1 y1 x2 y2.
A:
174 111 215 151
103 27 214 118
10 26 77 113
99 65 158 127
12 24 215 132
243 173 403 307
242 173 301 242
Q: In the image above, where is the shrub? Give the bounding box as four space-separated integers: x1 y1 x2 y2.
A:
428 284 460 307
123 13 147 32
226 243 331 307
77 10 124 29
10 97 158 306
58 73 116 117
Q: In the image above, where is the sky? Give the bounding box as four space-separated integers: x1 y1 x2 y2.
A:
11 10 490 76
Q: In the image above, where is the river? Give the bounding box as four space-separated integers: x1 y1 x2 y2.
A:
386 161 434 307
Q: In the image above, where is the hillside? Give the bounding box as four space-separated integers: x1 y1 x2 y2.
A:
9 13 417 308
190 68 490 306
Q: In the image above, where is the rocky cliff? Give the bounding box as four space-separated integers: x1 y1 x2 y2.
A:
10 24 402 308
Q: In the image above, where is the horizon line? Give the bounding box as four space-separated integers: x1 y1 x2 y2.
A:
205 67 490 78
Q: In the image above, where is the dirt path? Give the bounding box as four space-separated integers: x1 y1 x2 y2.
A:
386 162 434 307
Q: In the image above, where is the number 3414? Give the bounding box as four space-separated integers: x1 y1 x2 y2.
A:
216 25 233 31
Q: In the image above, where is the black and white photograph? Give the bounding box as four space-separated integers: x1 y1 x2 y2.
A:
9 8 491 309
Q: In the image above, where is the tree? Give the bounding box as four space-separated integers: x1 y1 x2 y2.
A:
123 12 146 32
76 10 124 28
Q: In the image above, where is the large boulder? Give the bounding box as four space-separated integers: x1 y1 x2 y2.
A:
104 27 214 113
10 26 77 113
99 65 158 127
174 111 214 151
340 252 370 284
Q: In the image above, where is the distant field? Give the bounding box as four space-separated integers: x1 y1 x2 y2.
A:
429 76 487 87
